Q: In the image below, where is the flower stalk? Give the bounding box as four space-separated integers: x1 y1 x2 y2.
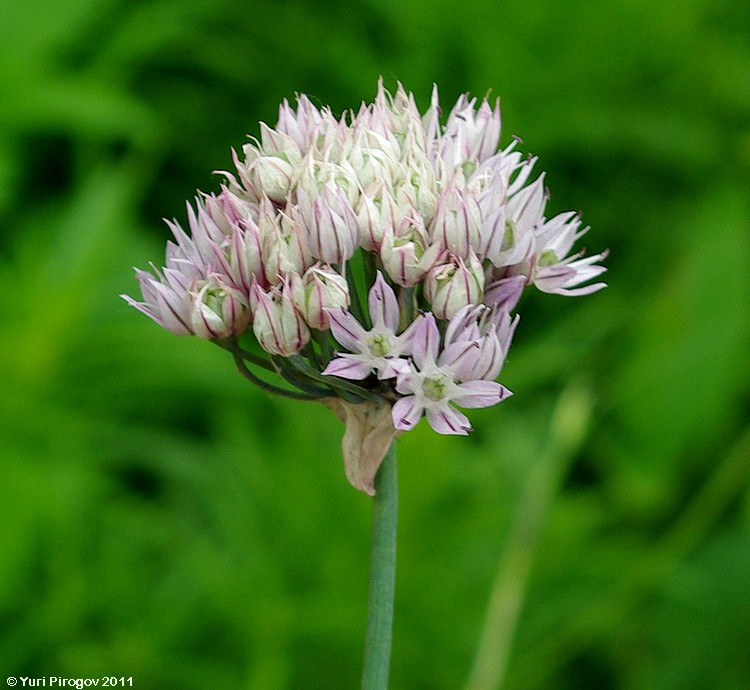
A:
361 441 398 690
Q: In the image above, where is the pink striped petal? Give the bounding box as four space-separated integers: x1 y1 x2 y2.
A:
451 380 512 408
326 307 367 352
322 356 374 380
392 396 423 431
425 406 471 435
408 313 439 368
368 272 400 331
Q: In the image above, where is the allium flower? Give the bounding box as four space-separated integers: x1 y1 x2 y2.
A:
424 250 485 319
190 275 250 339
123 78 607 491
323 272 417 380
249 279 310 356
379 214 443 287
391 312 512 435
290 264 350 330
122 81 610 690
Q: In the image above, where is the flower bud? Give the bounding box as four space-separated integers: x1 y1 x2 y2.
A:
249 280 310 356
257 122 304 167
379 214 443 287
260 200 311 285
393 151 438 224
291 265 350 330
424 250 485 319
277 94 323 153
356 188 400 251
441 94 501 165
229 213 265 292
202 189 255 236
436 304 517 382
296 150 361 208
190 275 250 339
245 155 294 203
429 179 482 258
347 128 401 190
167 197 230 273
297 186 359 264
372 79 425 152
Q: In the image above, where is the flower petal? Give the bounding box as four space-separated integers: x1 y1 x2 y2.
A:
325 307 368 352
392 396 423 431
451 380 512 408
379 357 411 380
425 406 471 435
407 313 439 368
368 271 400 331
322 356 374 380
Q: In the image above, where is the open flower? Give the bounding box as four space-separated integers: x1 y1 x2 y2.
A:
323 272 418 380
392 313 512 435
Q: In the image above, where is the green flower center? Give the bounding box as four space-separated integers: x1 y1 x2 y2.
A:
393 228 425 258
503 219 516 250
538 249 559 267
422 374 449 402
203 287 226 314
368 333 391 357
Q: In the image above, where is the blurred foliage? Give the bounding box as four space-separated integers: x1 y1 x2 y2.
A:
1 0 749 688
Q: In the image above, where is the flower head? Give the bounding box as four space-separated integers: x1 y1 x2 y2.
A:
123 79 607 488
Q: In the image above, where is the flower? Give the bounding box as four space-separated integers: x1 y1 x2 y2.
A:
323 272 417 380
249 279 310 356
392 312 512 435
190 275 250 339
290 264 350 330
423 250 485 319
296 186 360 264
379 214 443 287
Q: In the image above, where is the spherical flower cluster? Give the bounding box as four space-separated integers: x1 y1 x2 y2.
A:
124 80 606 446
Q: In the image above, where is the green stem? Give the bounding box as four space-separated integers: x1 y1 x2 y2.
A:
361 442 398 690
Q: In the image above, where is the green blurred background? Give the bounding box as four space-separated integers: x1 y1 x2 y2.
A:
2 0 749 688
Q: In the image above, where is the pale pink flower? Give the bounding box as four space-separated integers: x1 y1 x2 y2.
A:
424 250 485 319
323 272 418 380
290 264 350 330
392 313 512 435
379 214 443 287
249 279 310 356
429 178 483 258
190 274 250 339
297 186 360 264
440 93 502 166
